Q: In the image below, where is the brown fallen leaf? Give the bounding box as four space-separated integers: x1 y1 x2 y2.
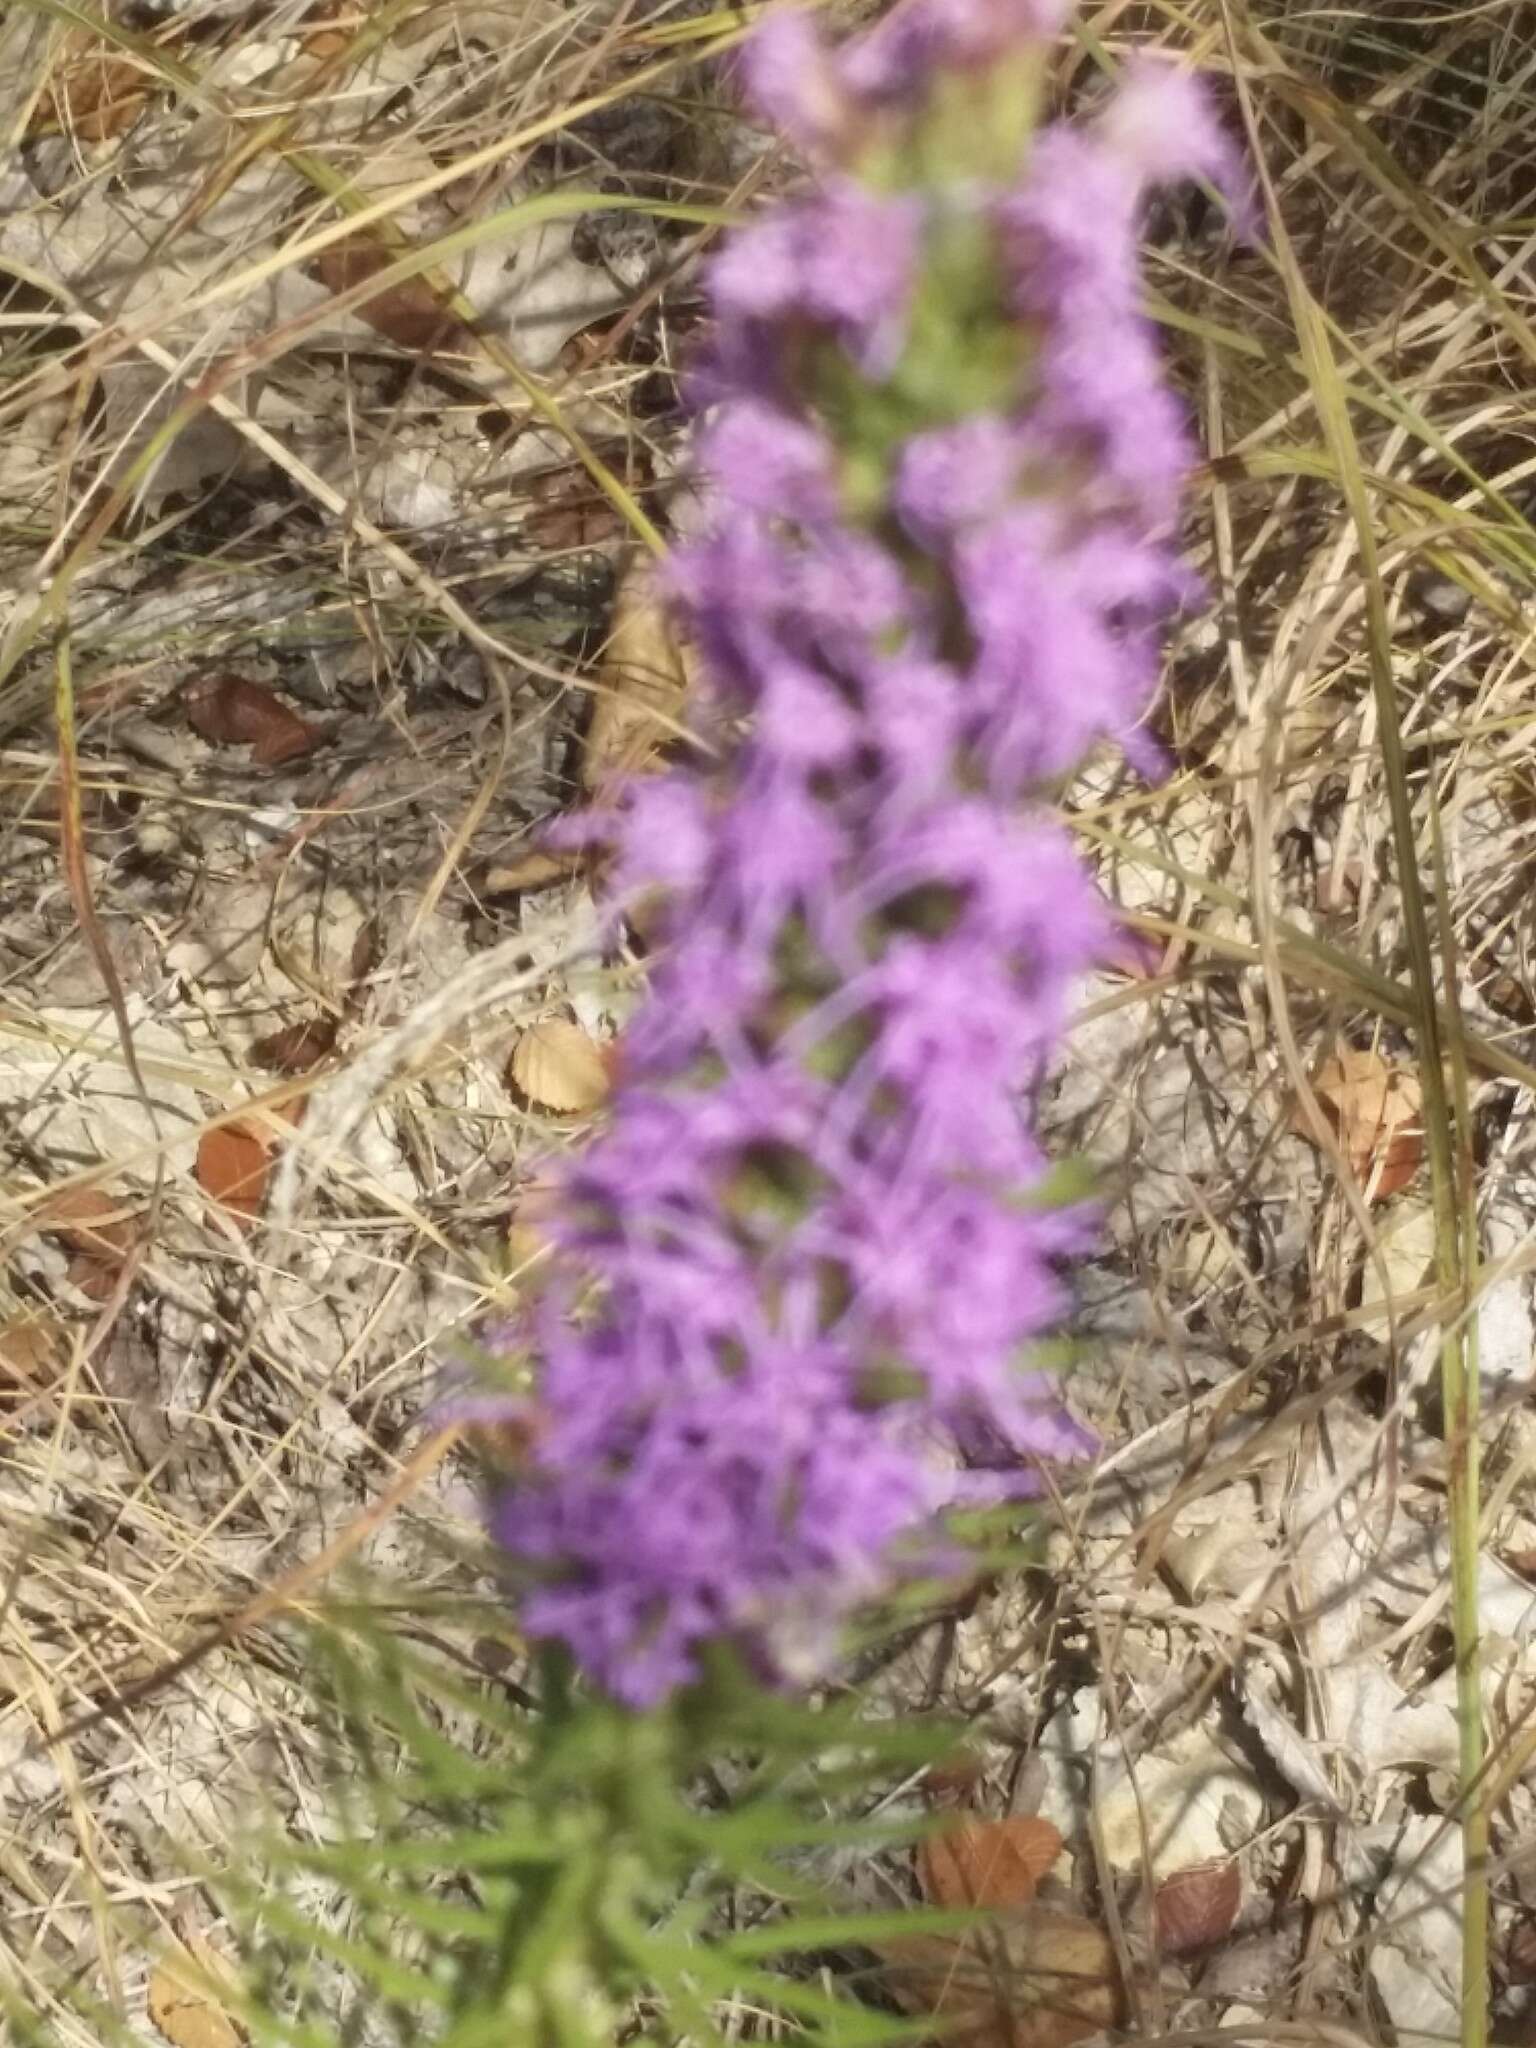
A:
311 240 474 358
1292 1047 1422 1200
2 770 124 837
881 1905 1123 2048
40 1186 140 1264
186 676 326 767
298 0 354 60
524 467 626 552
196 1107 301 1231
148 1934 246 2048
509 1019 610 1115
1153 1858 1242 1956
919 1817 1064 1911
0 1314 67 1405
197 1123 272 1230
483 849 584 896
921 1748 988 1804
34 30 155 142
251 1017 339 1074
582 558 694 795
66 1253 127 1302
41 1187 144 1299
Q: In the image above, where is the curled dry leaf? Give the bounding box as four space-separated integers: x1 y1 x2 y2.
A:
509 1019 611 1115
483 848 584 896
881 1906 1122 2048
198 1123 273 1230
251 1017 339 1074
147 1934 246 2048
186 676 326 767
920 1816 1064 1911
582 558 694 795
1292 1047 1422 1200
1153 1858 1242 1956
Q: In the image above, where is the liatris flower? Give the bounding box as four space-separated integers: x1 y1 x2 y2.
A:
486 2 1249 1706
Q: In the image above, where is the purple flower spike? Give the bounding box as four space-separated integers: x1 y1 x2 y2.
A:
740 9 853 159
478 3 1244 1704
893 416 1025 545
707 185 923 376
700 397 840 524
841 0 1072 104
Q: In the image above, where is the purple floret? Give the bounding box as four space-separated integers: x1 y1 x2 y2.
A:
477 5 1246 1703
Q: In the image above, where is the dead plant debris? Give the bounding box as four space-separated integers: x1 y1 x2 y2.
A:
508 1017 611 1115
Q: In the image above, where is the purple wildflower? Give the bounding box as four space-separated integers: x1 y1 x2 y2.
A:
740 9 855 160
479 6 1245 1703
893 416 1026 545
704 183 923 377
698 398 840 525
840 0 1073 106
